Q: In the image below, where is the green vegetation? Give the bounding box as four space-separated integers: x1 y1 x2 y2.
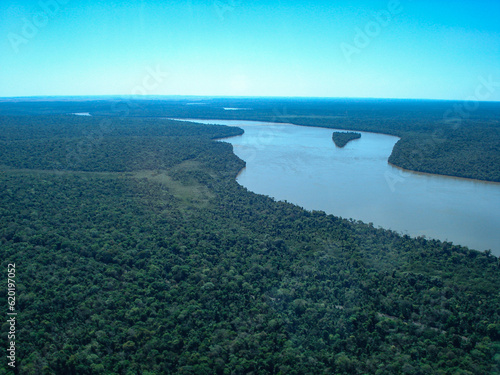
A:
1 114 499 374
332 132 361 148
2 98 498 181
388 129 500 182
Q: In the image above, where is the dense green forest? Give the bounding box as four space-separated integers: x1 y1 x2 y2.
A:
1 98 499 182
332 132 362 148
1 114 499 374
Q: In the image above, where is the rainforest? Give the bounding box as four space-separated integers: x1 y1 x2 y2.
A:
0 99 499 375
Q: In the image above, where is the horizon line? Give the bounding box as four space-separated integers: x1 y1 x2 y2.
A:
1 95 500 104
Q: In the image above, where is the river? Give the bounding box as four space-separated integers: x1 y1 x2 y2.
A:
179 119 500 255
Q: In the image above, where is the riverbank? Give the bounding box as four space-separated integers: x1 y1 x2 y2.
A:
180 119 500 255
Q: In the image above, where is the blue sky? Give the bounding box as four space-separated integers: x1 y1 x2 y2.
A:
1 0 499 100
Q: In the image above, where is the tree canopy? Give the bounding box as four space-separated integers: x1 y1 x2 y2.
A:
0 112 499 374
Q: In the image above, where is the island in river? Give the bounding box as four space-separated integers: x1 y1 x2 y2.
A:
332 131 362 147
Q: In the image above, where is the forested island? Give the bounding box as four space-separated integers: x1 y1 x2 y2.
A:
332 131 361 148
1 111 499 374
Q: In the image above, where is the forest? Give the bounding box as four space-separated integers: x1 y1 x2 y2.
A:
0 112 499 374
332 132 362 148
1 97 498 182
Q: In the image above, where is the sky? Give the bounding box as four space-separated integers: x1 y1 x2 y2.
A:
1 0 499 100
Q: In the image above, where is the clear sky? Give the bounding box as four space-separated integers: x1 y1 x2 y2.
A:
1 0 499 100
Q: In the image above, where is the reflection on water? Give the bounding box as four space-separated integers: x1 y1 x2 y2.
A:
178 119 500 255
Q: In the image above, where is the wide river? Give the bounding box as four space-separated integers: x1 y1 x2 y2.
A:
179 119 500 256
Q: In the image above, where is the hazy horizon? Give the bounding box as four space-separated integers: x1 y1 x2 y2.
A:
1 95 500 104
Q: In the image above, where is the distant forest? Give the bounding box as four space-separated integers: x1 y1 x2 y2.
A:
0 113 499 374
1 98 498 182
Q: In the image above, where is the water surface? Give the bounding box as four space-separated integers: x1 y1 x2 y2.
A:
184 119 500 255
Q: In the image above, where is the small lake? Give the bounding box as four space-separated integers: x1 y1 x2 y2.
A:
180 119 500 255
